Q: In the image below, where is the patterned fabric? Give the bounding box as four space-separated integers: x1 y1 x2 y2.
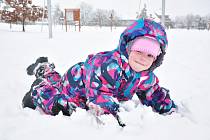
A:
31 71 67 115
61 62 88 110
136 87 177 114
62 18 176 115
29 18 176 116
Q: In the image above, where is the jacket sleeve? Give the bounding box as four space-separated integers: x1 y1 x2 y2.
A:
136 74 177 115
85 58 122 115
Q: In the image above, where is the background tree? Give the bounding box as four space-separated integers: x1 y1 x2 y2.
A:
91 8 120 27
137 3 147 19
53 4 63 25
174 16 186 28
80 2 93 26
185 14 194 29
174 14 209 29
1 0 47 31
92 9 105 27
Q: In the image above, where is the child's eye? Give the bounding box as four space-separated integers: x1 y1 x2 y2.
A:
147 54 154 58
136 51 142 54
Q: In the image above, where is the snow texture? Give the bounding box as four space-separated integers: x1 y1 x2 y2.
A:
0 23 210 140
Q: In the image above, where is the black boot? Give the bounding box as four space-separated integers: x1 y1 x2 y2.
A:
26 57 48 76
22 78 43 110
51 101 77 116
22 92 36 110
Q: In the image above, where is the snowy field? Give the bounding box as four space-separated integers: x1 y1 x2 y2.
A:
0 23 210 140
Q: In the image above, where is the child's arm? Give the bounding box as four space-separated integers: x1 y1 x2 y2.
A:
85 59 122 116
136 87 177 115
136 75 177 115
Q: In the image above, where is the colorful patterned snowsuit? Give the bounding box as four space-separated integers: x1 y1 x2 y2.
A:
26 18 176 116
61 18 177 116
31 71 70 115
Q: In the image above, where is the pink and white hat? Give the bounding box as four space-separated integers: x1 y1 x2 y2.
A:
130 36 161 57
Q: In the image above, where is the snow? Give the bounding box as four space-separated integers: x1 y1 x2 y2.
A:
0 23 210 140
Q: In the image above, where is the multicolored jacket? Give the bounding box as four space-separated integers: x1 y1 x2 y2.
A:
62 18 177 116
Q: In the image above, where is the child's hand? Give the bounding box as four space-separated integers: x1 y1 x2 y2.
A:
87 102 104 116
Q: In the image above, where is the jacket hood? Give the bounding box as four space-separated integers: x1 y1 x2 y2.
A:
117 18 168 71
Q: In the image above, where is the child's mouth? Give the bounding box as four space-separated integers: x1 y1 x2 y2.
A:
135 60 145 66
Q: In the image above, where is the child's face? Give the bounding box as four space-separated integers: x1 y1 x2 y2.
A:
128 51 156 72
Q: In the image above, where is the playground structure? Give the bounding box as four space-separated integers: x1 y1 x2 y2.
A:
64 8 80 32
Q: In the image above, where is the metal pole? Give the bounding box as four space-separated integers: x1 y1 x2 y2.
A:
47 0 52 38
161 0 165 27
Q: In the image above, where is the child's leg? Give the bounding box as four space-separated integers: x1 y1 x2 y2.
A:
22 79 43 110
51 99 71 116
32 83 63 115
51 95 77 116
61 62 88 109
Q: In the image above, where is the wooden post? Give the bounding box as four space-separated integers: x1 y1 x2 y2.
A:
110 12 113 32
64 9 67 32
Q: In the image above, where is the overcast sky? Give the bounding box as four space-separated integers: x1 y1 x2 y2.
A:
33 0 210 19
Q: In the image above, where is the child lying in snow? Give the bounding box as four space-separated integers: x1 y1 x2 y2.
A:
23 18 187 127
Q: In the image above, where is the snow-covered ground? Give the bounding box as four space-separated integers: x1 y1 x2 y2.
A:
0 23 210 140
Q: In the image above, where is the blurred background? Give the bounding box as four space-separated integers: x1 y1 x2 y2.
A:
0 0 210 32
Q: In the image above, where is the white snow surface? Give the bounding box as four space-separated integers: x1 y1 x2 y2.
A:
0 23 210 140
